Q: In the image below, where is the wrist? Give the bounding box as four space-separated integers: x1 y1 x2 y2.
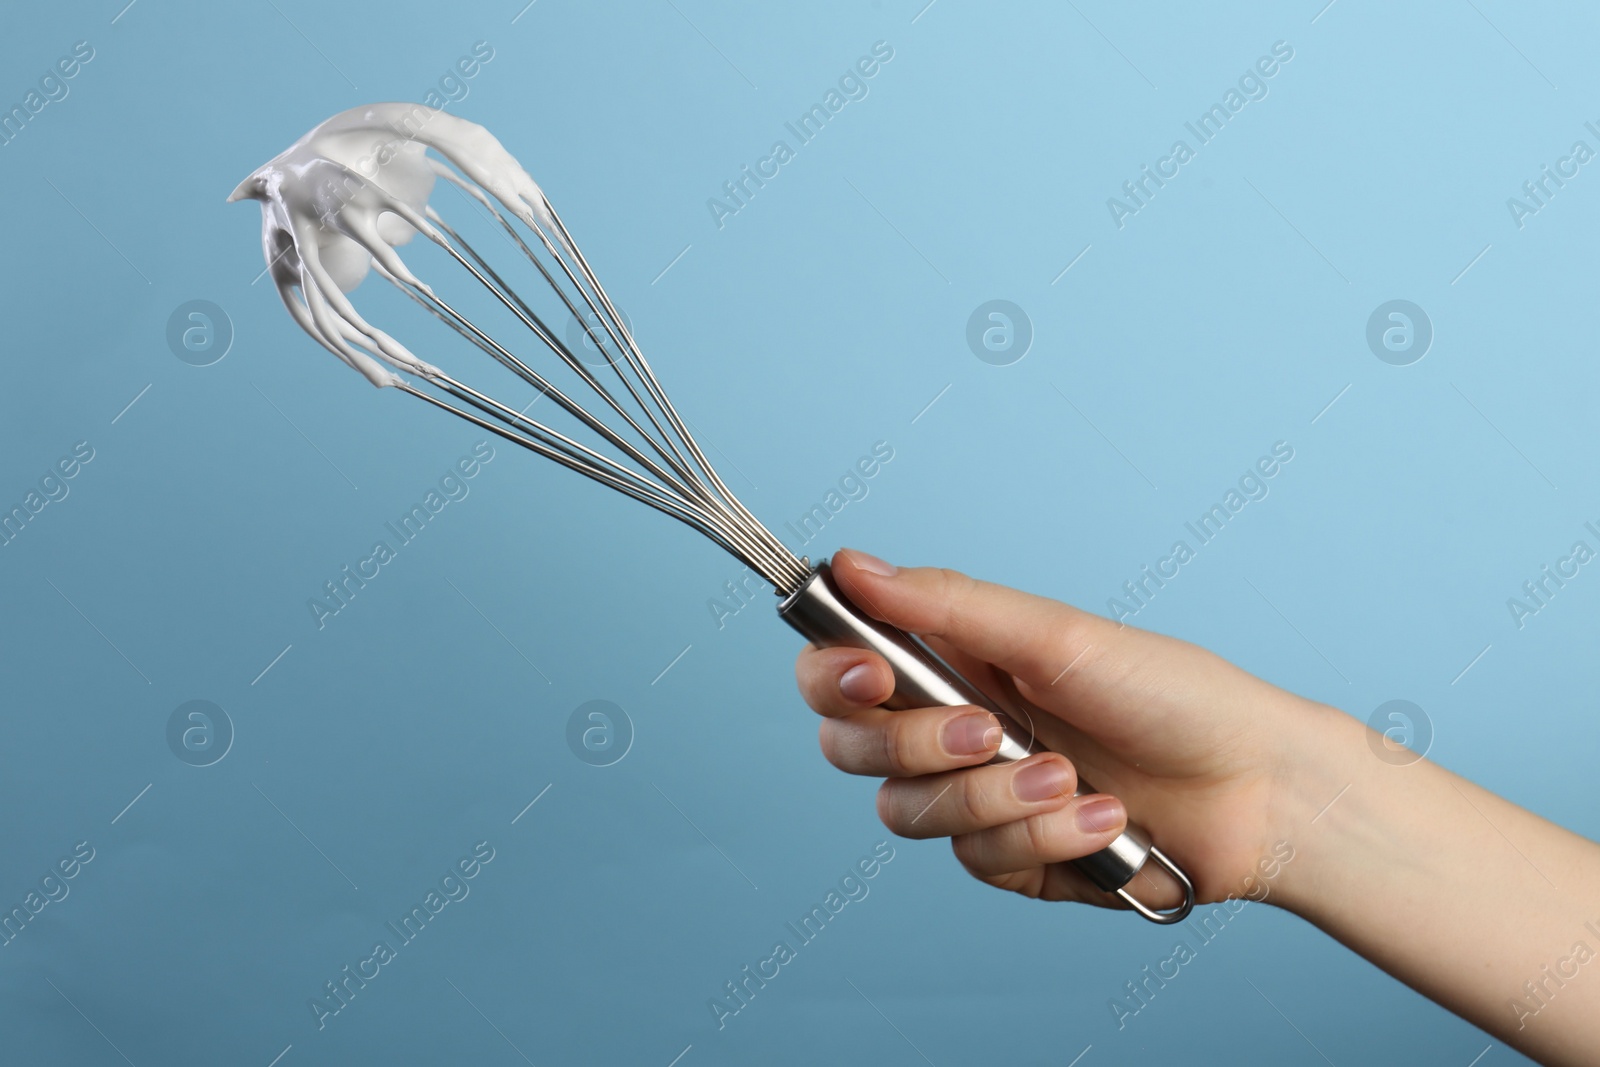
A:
1264 697 1455 923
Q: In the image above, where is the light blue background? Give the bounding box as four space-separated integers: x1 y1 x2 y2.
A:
2 1 1595 1063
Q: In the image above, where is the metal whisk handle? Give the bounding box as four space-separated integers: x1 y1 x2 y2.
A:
777 561 1195 925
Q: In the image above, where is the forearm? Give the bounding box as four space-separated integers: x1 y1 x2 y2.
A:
1273 705 1600 1066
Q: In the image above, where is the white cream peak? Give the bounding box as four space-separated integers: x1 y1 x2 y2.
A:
229 103 558 387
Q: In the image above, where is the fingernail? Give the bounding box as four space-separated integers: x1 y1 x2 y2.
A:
839 663 880 703
846 549 897 577
941 713 1001 756
1012 760 1073 803
1075 796 1124 834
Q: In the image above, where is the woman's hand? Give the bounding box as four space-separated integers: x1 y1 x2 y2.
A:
795 548 1329 911
796 549 1600 1066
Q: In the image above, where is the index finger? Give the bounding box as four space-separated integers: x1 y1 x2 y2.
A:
795 644 894 718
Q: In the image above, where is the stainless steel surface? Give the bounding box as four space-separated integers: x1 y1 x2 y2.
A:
379 178 813 593
252 141 1194 926
779 562 1196 924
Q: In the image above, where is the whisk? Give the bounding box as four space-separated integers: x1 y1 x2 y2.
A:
229 103 1194 924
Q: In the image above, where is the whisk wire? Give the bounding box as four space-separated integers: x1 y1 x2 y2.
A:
235 105 1193 924
406 222 804 586
428 167 710 493
267 145 810 592
395 382 769 572
422 219 706 501
401 266 699 505
418 217 804 584
541 204 807 589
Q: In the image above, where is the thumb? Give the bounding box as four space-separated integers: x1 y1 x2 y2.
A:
829 548 1129 698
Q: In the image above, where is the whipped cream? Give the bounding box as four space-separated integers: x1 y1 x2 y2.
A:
229 103 555 387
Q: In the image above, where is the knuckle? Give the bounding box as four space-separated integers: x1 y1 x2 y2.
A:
797 674 832 715
875 780 914 837
950 831 985 871
1041 614 1098 681
877 713 912 776
931 567 974 635
817 720 846 769
794 645 822 687
1053 613 1094 662
952 834 1030 887
953 768 992 827
1019 812 1053 860
1019 810 1070 863
986 869 1037 895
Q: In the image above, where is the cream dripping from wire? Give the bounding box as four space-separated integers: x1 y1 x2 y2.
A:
228 102 811 590
228 102 556 388
229 103 1197 924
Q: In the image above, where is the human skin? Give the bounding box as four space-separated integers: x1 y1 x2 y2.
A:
794 549 1600 1067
